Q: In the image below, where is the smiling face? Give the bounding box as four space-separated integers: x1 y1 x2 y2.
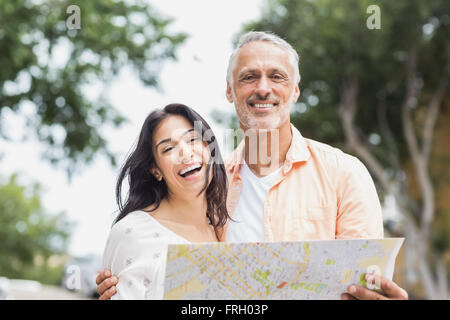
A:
226 41 300 131
151 115 211 196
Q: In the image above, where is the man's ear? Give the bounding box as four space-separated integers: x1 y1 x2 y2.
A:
292 85 300 103
226 82 234 103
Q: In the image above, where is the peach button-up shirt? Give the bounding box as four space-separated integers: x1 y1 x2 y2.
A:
223 124 384 241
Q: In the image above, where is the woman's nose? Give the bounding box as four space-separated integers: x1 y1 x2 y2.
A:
179 143 194 163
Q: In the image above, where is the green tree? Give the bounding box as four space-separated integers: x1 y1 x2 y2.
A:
0 0 187 176
227 0 449 298
0 174 72 285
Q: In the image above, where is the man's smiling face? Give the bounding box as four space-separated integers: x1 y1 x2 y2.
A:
226 41 300 131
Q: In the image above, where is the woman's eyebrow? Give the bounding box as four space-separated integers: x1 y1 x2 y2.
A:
155 137 171 149
155 129 195 150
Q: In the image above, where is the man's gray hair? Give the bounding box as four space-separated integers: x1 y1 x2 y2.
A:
226 31 301 86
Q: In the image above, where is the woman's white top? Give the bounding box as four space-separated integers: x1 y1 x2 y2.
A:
102 210 189 300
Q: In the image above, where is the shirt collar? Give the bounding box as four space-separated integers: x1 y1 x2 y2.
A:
226 124 311 177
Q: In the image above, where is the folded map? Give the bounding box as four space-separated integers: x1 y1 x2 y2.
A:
163 238 404 300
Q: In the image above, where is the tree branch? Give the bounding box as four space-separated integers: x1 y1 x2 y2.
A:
422 78 448 165
400 46 437 238
377 97 401 172
339 76 393 194
337 69 444 299
436 254 449 299
401 46 421 164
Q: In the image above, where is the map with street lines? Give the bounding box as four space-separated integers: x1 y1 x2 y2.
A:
163 238 404 300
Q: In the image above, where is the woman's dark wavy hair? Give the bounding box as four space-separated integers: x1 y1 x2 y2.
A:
115 103 229 238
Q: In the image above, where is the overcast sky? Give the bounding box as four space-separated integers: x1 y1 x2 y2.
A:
0 0 265 257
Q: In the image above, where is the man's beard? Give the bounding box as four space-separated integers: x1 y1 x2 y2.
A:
232 89 294 131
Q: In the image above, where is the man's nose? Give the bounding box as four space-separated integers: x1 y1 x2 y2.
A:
255 76 271 98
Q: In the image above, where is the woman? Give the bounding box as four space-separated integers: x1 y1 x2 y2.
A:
101 103 229 299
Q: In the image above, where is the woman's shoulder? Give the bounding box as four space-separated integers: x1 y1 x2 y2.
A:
108 211 158 240
112 210 148 228
102 211 167 267
107 210 187 244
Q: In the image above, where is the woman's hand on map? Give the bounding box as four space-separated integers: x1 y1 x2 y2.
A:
96 269 118 300
341 274 408 300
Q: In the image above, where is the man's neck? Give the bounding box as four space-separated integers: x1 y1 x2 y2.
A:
243 123 292 178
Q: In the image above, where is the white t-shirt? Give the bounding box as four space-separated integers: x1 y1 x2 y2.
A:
102 211 189 300
225 162 283 242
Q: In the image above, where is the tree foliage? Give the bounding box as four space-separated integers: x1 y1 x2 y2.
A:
240 0 448 151
232 0 449 298
0 174 72 284
0 0 187 175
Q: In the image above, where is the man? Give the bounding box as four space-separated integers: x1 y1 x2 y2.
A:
96 31 408 300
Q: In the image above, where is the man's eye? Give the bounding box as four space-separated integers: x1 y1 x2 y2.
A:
190 137 200 142
272 74 285 80
242 74 256 81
